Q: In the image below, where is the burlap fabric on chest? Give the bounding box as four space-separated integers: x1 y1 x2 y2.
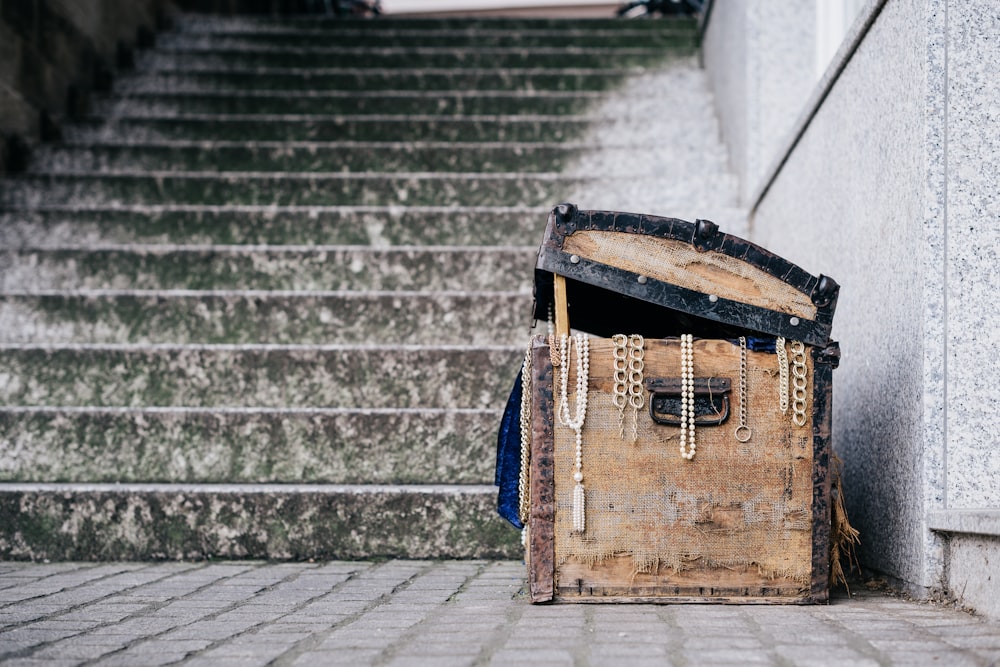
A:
551 337 815 586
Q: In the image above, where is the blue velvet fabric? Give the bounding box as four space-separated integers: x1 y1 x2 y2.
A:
495 371 524 529
746 336 776 352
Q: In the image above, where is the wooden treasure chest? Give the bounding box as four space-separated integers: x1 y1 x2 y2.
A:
497 203 842 604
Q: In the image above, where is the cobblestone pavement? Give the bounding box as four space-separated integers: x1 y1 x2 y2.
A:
0 560 997 666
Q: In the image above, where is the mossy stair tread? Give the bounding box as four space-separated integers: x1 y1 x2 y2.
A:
0 408 502 485
161 29 696 49
0 344 522 409
114 69 646 92
138 47 689 70
0 206 549 247
0 483 520 560
0 246 535 290
175 15 696 31
1 171 581 207
0 291 532 345
92 91 606 117
62 115 594 143
31 141 594 174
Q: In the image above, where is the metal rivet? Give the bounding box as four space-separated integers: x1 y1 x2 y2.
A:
790 317 800 326
570 254 580 264
637 275 648 284
708 294 719 303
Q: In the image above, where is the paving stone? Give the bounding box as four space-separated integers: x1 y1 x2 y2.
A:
773 644 879 666
678 650 773 665
385 656 478 667
292 647 382 666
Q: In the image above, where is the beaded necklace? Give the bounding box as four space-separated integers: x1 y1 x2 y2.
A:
558 333 590 533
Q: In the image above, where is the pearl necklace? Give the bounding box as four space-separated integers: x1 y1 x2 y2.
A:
679 333 696 460
558 333 590 533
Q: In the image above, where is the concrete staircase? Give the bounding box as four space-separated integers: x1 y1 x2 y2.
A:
0 14 699 560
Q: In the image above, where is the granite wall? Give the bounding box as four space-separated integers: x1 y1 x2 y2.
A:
704 0 1000 617
701 0 817 205
0 0 173 172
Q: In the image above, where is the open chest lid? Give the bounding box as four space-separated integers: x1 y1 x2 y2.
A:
532 204 839 346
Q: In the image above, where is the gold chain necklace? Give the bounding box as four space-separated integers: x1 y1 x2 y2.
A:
776 336 789 414
790 341 808 427
517 346 532 527
734 336 752 443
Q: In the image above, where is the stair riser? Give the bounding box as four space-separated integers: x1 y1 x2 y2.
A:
0 347 522 409
0 410 499 484
0 249 534 292
161 31 697 49
1 175 575 208
33 143 587 174
0 294 531 345
117 70 634 92
65 117 591 144
0 208 546 247
0 487 520 560
97 93 599 117
140 48 684 70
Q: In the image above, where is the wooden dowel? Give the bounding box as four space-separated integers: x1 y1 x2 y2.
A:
554 274 570 336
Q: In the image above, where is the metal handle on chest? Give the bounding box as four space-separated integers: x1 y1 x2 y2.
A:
644 377 732 427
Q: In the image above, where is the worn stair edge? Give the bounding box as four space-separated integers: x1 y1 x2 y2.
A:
173 15 695 30
0 206 550 248
136 48 689 71
0 292 532 345
0 483 521 560
119 65 656 75
112 69 646 93
172 15 695 30
91 94 603 119
0 172 582 208
29 142 596 174
0 407 502 485
0 344 523 409
0 246 536 291
158 30 698 49
61 116 595 144
0 171 718 211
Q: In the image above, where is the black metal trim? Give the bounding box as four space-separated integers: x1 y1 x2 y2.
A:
538 251 832 346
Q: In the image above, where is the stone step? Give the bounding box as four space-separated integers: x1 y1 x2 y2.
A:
31 141 589 174
0 407 502 484
0 344 522 409
63 115 591 143
139 46 686 71
0 483 520 560
114 68 641 93
0 291 532 345
0 246 534 291
0 172 578 208
160 27 697 49
0 206 548 248
95 90 604 118
174 15 695 33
